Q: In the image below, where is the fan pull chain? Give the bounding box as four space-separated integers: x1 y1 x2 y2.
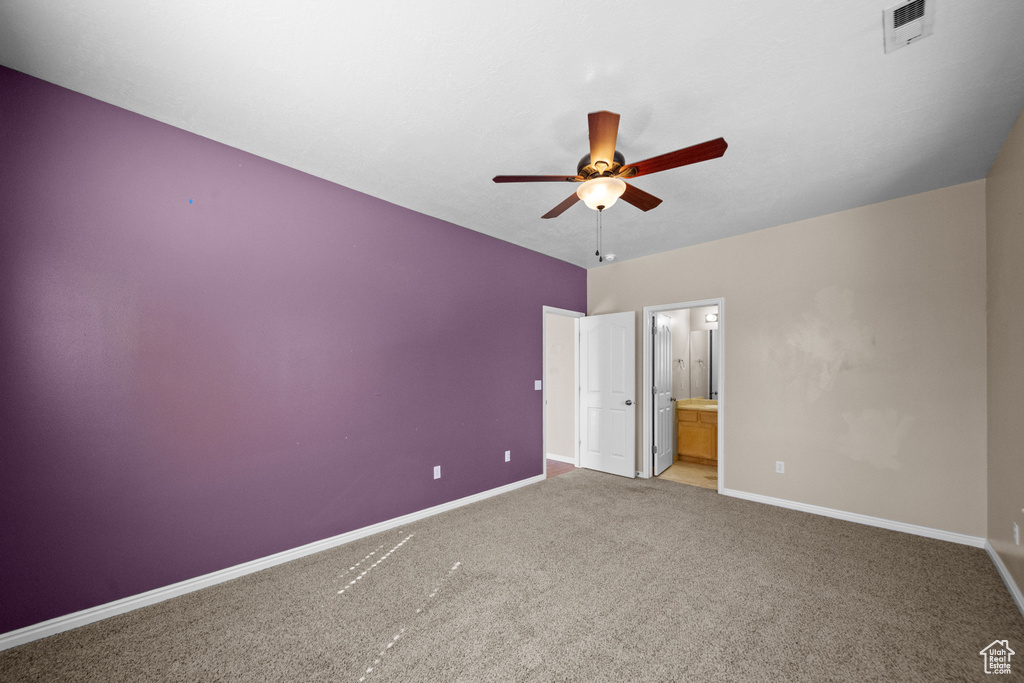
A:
596 208 603 262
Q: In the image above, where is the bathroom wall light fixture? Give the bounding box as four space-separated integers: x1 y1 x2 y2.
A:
705 313 718 323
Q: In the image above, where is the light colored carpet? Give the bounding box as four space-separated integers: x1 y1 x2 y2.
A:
3 469 1022 681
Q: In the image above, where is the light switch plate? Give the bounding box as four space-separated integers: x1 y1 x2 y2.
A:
433 465 441 479
535 380 542 390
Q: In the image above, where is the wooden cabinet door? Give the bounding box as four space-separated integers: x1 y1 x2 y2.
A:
676 409 718 464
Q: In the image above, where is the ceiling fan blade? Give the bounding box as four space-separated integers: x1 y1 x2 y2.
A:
620 183 663 212
588 111 620 168
542 193 581 219
619 138 728 179
493 175 579 183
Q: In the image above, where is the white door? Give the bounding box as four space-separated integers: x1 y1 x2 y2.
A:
653 313 674 476
579 312 635 478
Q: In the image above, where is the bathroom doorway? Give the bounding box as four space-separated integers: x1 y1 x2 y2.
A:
641 299 724 490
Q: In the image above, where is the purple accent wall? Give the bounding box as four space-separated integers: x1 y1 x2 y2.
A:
0 67 586 634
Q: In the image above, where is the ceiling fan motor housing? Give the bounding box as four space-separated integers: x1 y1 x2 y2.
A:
577 150 626 179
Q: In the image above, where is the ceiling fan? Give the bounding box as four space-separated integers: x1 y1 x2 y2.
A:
493 111 728 219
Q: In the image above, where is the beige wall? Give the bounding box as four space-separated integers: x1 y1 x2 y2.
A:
987 110 1024 584
589 180 987 536
544 312 577 461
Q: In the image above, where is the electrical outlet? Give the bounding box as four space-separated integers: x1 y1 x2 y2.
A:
776 461 785 474
433 465 441 480
1015 522 1020 545
505 450 511 462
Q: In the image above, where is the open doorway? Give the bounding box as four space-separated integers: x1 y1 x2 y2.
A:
542 306 638 480
542 306 584 478
642 299 724 491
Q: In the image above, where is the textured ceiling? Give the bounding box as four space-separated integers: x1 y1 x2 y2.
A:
2 1 1022 268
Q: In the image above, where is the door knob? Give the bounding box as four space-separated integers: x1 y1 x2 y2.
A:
625 400 633 406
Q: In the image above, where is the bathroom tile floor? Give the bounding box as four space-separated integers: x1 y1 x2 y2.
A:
657 460 718 490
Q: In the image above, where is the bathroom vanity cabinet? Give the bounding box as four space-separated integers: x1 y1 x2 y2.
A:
676 405 718 466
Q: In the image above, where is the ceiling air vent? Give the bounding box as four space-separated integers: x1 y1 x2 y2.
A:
883 0 934 53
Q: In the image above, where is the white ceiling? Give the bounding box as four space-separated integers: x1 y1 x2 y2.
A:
2 1 1022 268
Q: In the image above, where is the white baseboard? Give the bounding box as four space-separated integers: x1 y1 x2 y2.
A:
985 541 1024 619
545 453 575 464
0 474 546 652
719 488 986 548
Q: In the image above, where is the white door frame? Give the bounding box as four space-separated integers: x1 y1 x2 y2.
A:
641 298 725 488
542 306 585 476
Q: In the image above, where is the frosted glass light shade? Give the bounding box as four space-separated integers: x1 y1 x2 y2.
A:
576 177 626 211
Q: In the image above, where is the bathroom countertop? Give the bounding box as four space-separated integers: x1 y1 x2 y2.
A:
675 399 718 411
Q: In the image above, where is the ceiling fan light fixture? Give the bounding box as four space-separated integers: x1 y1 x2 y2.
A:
576 176 626 211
